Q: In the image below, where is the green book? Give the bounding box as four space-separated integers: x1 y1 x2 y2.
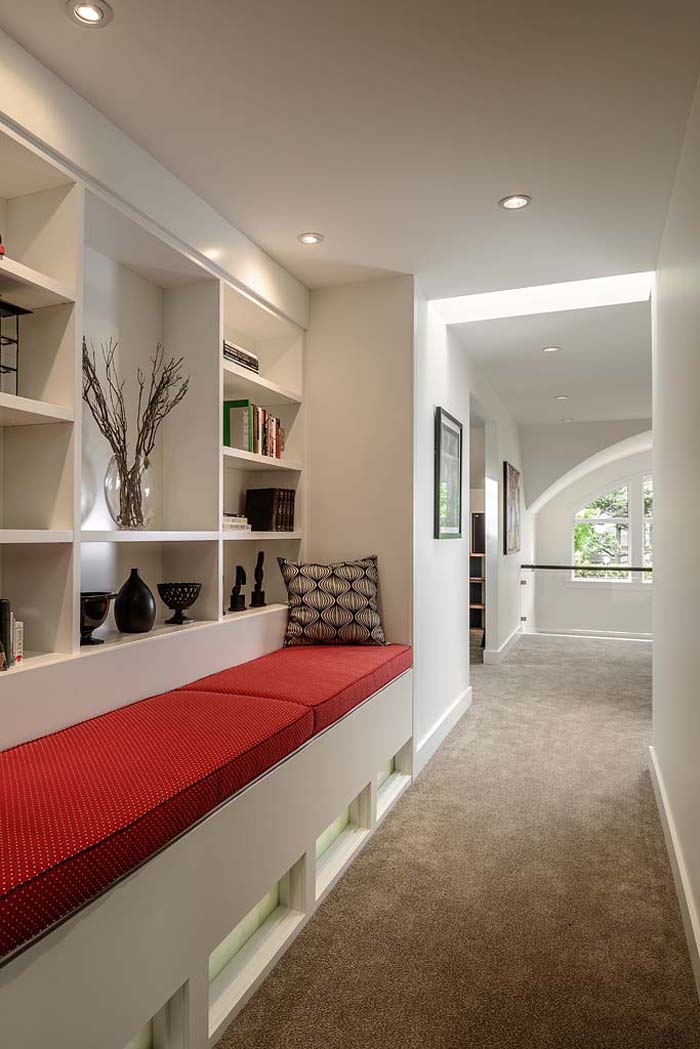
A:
223 399 255 451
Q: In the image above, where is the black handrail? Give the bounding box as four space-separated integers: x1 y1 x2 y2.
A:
521 563 652 573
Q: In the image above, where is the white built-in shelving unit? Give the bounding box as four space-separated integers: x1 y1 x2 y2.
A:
0 124 305 671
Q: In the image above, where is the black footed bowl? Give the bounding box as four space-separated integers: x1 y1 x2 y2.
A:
157 582 202 625
80 591 116 645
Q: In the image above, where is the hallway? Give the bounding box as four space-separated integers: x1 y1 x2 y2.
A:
220 636 700 1049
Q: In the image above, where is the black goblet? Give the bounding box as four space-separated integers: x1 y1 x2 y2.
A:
157 582 202 625
80 591 116 645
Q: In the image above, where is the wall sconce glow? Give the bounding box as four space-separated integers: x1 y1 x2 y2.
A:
65 0 113 25
543 346 560 353
297 232 324 245
498 194 531 210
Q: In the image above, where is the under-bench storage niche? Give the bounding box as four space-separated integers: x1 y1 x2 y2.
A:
315 784 372 902
208 855 307 1039
376 742 412 823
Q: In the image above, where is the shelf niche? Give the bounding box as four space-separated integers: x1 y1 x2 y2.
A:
80 539 220 646
82 192 220 536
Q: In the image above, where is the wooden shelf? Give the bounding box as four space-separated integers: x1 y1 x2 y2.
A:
3 650 73 674
223 361 302 407
470 551 485 557
470 577 485 582
0 256 76 310
81 530 219 543
80 618 220 654
470 603 485 609
223 530 302 542
0 392 73 427
223 446 303 472
222 602 287 621
0 529 73 544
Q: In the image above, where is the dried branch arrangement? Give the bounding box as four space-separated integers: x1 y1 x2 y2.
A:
82 337 190 528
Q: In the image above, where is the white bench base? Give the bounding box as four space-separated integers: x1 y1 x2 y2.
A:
0 670 413 1049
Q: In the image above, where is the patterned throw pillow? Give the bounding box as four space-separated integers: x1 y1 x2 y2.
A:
277 554 386 646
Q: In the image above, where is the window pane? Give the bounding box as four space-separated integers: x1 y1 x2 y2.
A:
643 476 653 518
575 485 628 520
643 520 653 583
573 521 629 579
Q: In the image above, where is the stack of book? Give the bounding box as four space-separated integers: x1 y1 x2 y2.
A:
223 340 259 374
223 513 252 533
244 488 296 532
224 399 284 459
0 598 23 671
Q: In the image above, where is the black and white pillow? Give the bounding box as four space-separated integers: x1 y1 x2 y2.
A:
277 554 386 647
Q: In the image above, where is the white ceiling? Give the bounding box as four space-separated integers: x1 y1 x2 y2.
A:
452 300 651 423
0 1 699 297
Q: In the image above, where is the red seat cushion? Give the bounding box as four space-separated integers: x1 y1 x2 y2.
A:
184 644 413 733
0 690 312 963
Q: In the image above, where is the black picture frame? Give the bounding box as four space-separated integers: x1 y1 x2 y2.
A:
434 407 463 539
503 460 522 555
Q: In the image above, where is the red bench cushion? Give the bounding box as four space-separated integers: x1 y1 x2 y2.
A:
184 643 413 733
0 690 312 962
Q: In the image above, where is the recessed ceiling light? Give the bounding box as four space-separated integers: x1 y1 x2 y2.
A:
65 0 113 26
498 194 531 210
555 394 569 401
543 346 560 353
297 232 324 245
561 418 573 423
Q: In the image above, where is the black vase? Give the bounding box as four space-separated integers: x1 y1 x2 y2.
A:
114 568 156 634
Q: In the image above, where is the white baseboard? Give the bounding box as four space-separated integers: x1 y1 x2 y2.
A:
483 623 522 665
648 745 700 1000
534 628 652 641
414 686 472 777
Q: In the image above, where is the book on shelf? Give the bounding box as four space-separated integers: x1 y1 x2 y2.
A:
223 339 259 373
0 598 17 670
223 513 252 532
223 399 285 459
244 488 296 532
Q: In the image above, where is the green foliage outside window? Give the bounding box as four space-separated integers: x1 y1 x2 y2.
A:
574 485 629 579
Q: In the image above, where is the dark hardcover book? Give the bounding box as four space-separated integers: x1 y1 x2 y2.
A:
245 488 280 531
0 599 12 669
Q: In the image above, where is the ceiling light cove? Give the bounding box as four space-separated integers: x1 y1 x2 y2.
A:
297 232 324 245
498 194 531 210
65 1 113 26
543 346 560 353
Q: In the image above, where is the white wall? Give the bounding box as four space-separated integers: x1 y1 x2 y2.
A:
453 330 529 663
520 419 652 507
0 28 308 328
533 450 652 638
413 298 470 770
305 276 414 646
652 74 700 993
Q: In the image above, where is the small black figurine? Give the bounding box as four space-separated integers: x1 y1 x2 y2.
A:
250 551 266 608
229 565 247 612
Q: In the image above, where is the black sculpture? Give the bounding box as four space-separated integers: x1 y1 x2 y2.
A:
229 565 247 612
250 551 266 608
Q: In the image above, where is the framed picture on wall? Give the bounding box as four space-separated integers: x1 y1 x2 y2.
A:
503 460 522 554
434 407 463 539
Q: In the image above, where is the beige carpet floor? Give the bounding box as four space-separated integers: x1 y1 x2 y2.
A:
219 634 700 1049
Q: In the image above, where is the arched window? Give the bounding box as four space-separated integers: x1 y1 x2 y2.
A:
572 473 652 583
573 484 629 580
